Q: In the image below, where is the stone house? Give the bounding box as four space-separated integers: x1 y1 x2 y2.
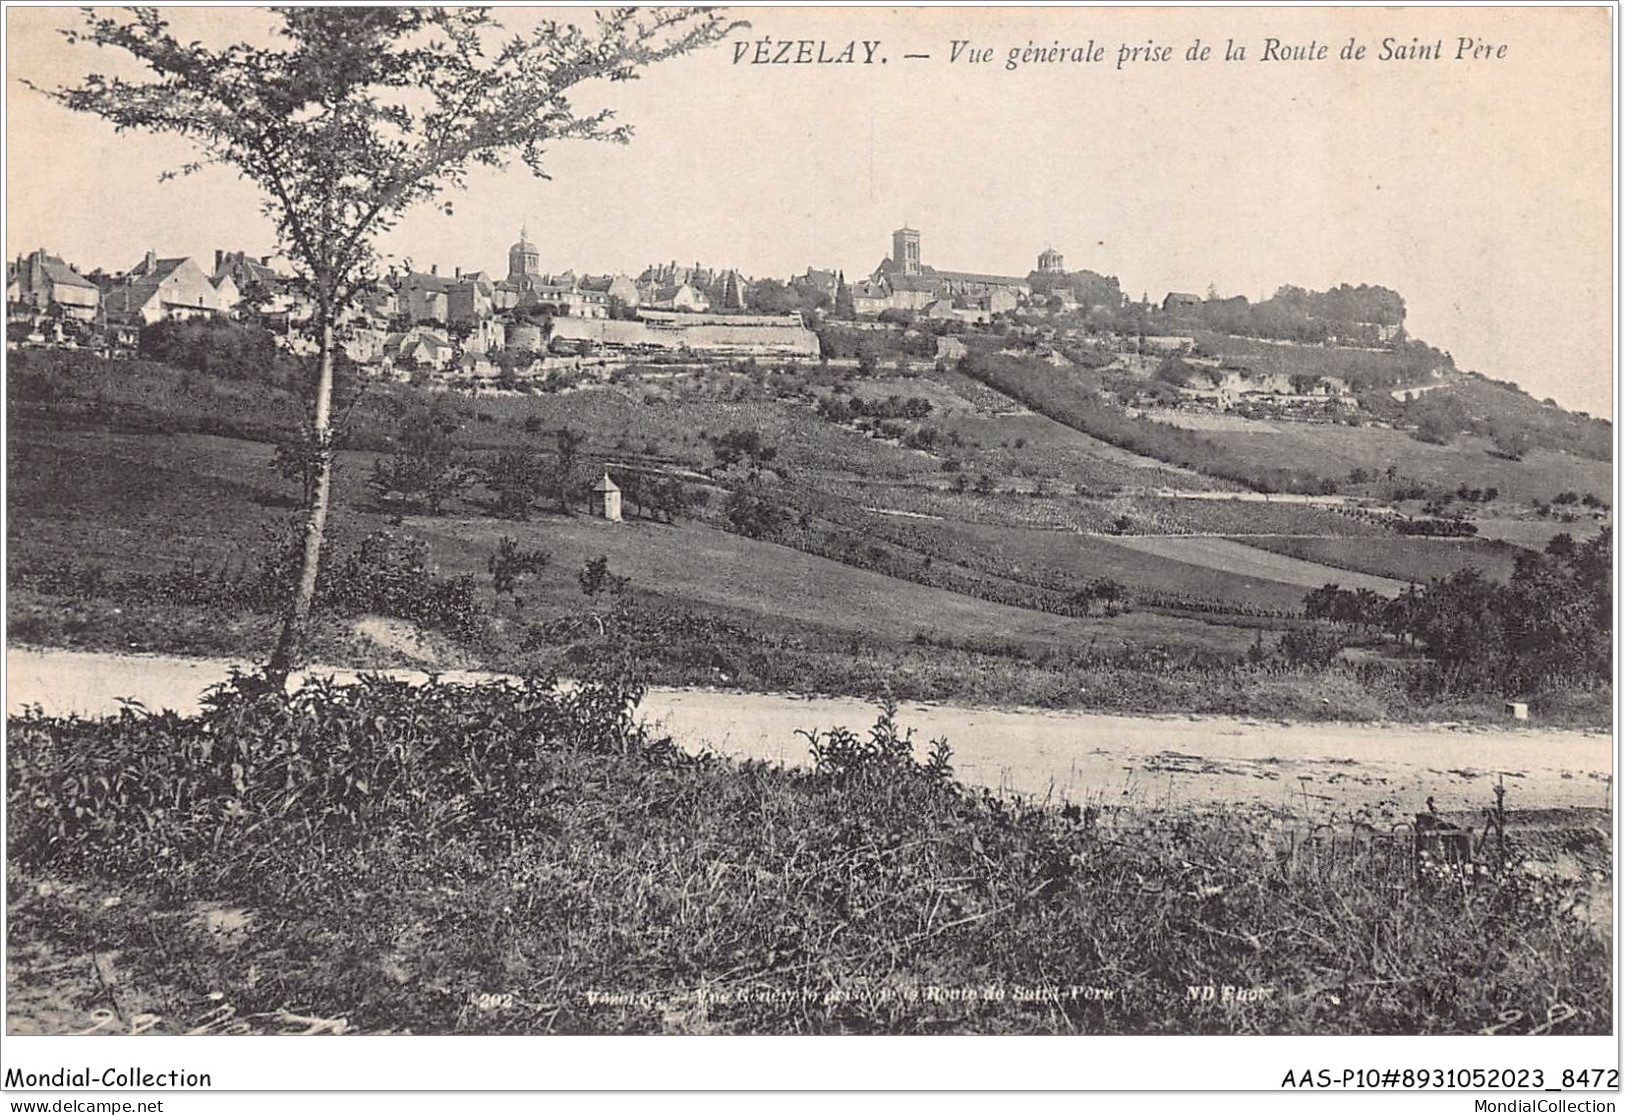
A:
445 274 494 325
580 273 640 311
384 326 453 373
397 270 452 324
103 253 234 324
646 282 709 313
9 249 101 321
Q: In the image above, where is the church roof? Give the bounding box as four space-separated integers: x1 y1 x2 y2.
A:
889 273 945 294
932 269 1029 288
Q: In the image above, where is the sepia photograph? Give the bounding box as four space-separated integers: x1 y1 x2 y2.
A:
1 1 1615 1094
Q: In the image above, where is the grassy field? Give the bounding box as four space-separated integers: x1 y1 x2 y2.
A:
4 423 1322 629
6 429 406 576
9 419 1603 724
801 475 1387 539
405 512 1230 652
1473 517 1609 549
1239 535 1525 584
848 515 1335 615
1184 422 1611 508
819 367 1223 494
847 374 983 415
9 430 313 570
1106 536 1407 595
1153 410 1287 433
7 426 1280 687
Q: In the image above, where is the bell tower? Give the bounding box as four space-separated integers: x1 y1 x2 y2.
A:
508 225 540 282
891 226 921 276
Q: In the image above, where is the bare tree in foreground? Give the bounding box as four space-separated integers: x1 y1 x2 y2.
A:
37 6 740 683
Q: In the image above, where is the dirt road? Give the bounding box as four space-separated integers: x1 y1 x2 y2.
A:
6 647 1612 816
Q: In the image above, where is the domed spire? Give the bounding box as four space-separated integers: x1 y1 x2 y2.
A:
508 226 540 281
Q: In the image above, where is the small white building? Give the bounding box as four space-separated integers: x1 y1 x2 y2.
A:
591 472 622 522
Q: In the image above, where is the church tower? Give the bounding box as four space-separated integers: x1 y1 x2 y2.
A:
891 226 921 276
1038 247 1065 274
507 226 540 284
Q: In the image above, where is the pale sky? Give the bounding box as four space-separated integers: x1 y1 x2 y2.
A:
5 5 1615 416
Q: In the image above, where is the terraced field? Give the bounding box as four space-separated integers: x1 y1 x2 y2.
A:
1103 536 1408 595
1239 534 1524 584
1187 424 1611 507
884 518 1314 613
1151 411 1286 434
1473 517 1609 549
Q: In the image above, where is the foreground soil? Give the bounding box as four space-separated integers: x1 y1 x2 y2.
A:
8 646 1611 816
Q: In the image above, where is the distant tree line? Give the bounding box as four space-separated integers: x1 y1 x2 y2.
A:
816 394 934 423
1157 283 1406 346
1025 268 1125 310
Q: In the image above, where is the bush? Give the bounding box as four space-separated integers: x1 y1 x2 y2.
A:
488 536 551 602
1278 625 1345 668
725 490 787 539
800 699 952 787
138 318 300 385
323 531 484 639
7 668 665 876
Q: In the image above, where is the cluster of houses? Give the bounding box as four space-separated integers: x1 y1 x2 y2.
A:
6 227 1087 366
8 225 1409 415
6 231 822 375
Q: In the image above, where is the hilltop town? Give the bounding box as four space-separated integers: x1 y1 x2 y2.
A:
12 225 1450 426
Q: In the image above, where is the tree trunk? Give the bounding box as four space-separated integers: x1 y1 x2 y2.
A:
266 315 336 686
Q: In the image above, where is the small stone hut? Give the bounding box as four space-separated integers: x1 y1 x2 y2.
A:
591 471 622 522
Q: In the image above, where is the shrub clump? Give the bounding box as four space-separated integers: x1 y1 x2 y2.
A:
8 666 665 879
